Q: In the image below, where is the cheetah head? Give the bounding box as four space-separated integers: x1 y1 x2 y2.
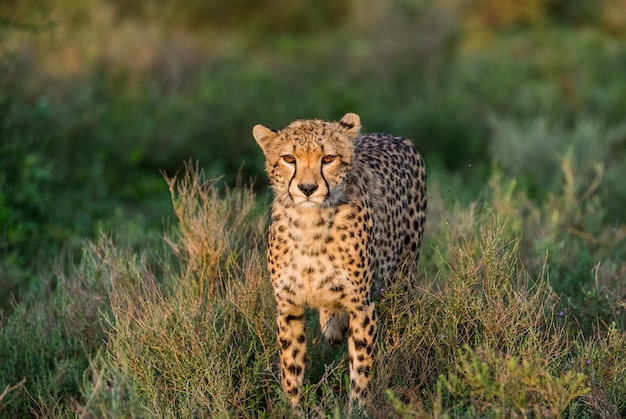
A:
253 113 360 208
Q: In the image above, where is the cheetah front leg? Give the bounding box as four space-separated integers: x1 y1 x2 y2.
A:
276 308 307 406
347 302 377 405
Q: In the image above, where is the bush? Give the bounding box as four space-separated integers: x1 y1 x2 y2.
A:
0 239 116 416
484 155 626 336
488 115 626 219
437 346 589 417
105 0 349 33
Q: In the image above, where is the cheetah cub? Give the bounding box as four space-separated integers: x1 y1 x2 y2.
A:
253 113 426 407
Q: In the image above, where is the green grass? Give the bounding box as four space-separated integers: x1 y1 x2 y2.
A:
2 162 624 417
1 0 626 416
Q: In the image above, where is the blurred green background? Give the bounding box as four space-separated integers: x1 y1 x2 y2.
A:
2 0 626 305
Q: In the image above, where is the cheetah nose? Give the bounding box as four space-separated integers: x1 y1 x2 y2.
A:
298 183 318 196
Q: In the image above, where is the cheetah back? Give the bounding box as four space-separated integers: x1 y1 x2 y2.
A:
351 133 427 295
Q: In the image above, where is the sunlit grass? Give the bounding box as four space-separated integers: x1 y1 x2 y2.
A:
4 164 623 417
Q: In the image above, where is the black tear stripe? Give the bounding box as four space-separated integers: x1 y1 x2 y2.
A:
320 164 330 199
287 159 297 199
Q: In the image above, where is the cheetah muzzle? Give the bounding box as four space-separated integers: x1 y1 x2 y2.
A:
253 112 427 408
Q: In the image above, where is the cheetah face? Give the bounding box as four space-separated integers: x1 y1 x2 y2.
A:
278 148 339 207
253 113 361 208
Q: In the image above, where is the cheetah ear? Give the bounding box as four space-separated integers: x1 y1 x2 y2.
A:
338 113 361 138
253 124 278 155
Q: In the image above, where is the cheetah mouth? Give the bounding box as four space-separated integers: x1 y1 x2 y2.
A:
291 195 325 208
295 198 321 208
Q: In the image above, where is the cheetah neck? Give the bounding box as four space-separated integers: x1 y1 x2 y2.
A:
280 204 336 231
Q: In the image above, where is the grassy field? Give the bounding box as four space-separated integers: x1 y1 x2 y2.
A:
1 0 626 416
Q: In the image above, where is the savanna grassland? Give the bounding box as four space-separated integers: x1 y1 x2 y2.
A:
1 0 625 417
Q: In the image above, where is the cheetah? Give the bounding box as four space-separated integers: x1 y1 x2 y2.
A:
253 113 427 407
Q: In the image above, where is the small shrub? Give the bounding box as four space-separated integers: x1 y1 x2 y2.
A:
164 161 265 298
483 147 626 337
0 238 116 416
438 346 589 417
576 322 626 417
95 170 280 416
488 116 626 218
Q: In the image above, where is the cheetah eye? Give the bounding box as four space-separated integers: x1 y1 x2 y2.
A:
282 155 296 164
321 155 336 164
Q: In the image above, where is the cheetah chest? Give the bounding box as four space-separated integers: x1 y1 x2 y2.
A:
270 207 364 308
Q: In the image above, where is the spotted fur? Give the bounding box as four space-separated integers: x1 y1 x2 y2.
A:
253 113 427 407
